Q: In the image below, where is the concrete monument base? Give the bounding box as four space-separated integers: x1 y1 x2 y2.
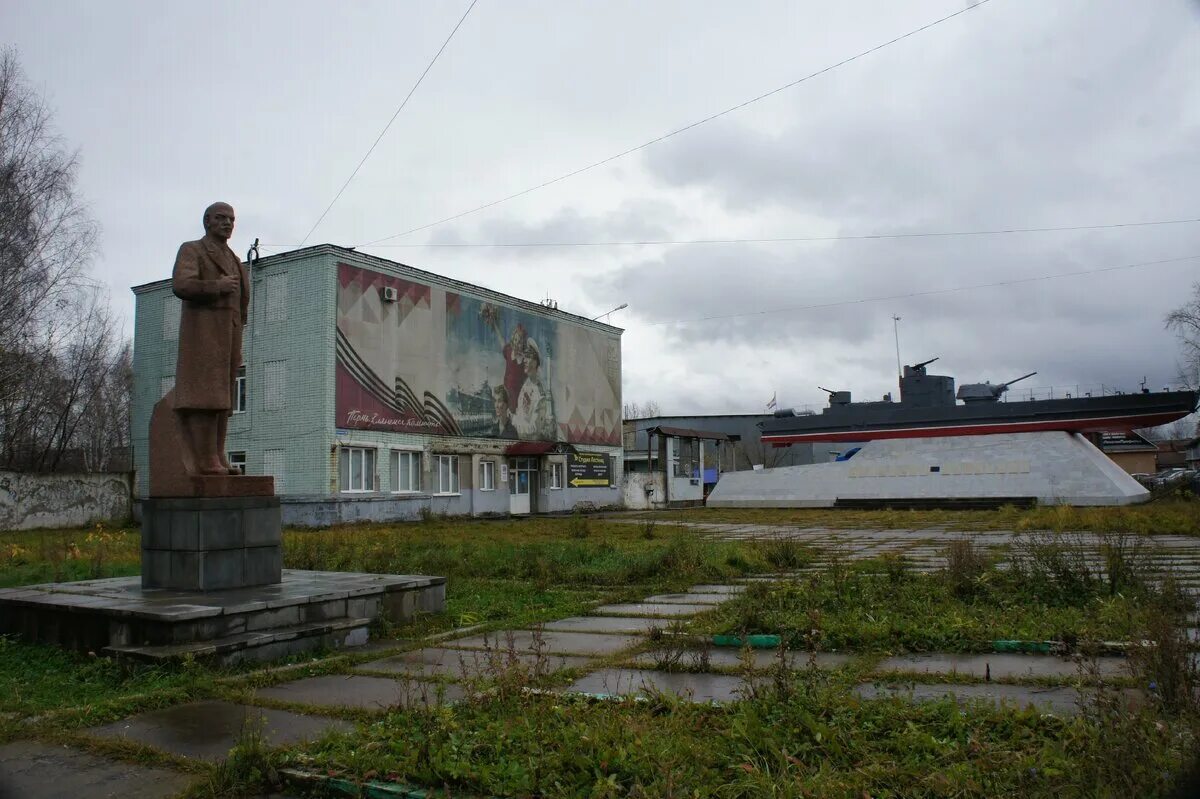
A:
141 496 282 590
707 431 1151 508
0 570 447 666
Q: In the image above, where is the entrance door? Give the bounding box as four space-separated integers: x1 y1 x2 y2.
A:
509 457 538 515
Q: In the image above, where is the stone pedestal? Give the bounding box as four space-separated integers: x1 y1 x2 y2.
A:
142 496 282 590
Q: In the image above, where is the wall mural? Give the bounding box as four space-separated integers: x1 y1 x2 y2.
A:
335 262 621 445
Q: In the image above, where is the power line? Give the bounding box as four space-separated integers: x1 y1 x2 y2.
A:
360 0 996 247
265 216 1200 251
642 253 1200 326
299 0 481 246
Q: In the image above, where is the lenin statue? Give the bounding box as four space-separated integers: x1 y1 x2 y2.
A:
171 202 248 475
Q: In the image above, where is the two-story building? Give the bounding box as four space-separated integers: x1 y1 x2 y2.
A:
132 245 623 525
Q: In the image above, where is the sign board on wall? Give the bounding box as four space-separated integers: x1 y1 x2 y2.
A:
567 452 611 488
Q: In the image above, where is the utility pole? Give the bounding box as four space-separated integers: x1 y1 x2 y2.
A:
892 315 902 379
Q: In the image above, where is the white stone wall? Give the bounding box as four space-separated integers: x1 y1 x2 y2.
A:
707 432 1150 508
0 471 132 531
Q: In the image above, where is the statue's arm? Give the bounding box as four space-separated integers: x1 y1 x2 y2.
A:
171 243 222 302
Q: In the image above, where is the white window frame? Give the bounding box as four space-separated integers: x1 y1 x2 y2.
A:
550 461 564 490
264 360 286 411
233 365 247 413
434 454 460 495
339 446 376 493
479 460 495 491
227 451 247 474
390 449 422 493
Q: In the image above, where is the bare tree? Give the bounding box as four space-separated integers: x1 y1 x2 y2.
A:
0 48 128 472
622 399 662 419
1165 282 1200 390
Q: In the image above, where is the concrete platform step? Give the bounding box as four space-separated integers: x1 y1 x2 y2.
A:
104 616 371 665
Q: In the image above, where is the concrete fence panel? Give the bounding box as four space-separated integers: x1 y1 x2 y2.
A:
0 471 133 531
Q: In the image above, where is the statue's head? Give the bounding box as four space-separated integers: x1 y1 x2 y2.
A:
203 202 236 241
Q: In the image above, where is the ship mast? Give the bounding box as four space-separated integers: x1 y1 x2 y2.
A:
892 315 902 381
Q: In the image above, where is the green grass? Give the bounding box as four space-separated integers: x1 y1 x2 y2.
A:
292 671 1195 798
3 511 1198 797
0 635 211 717
659 498 1200 535
702 564 1158 653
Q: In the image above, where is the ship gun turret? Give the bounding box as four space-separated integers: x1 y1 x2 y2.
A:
956 371 1037 403
819 386 852 406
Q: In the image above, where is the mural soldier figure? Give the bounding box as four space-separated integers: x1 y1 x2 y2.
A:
171 202 248 475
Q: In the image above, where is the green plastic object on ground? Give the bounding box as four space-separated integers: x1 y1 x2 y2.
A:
712 634 782 648
992 640 1054 653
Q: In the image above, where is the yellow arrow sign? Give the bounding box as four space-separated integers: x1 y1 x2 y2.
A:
570 477 609 487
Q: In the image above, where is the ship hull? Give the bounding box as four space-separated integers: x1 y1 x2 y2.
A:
761 391 1196 445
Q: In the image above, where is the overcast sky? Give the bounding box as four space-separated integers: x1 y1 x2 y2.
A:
7 0 1200 414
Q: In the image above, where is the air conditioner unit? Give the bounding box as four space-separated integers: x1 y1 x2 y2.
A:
381 286 399 303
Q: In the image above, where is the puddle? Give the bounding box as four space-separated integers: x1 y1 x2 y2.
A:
86 700 351 760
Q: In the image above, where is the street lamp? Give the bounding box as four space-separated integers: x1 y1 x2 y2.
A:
592 303 628 321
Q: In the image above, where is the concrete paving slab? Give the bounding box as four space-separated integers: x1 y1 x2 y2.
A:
855 682 1089 716
542 616 674 634
564 668 746 702
442 630 642 656
0 740 192 798
256 674 464 710
642 593 729 605
592 602 714 617
875 653 1129 680
357 647 593 679
87 700 352 761
689 585 746 594
633 648 854 671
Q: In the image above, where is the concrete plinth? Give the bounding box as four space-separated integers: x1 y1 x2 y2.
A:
707 431 1151 508
0 570 447 665
141 496 281 590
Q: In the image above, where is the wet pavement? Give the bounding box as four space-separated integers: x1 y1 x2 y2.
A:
854 681 1095 716
563 668 747 703
0 740 193 798
542 615 676 634
875 652 1129 680
356 646 593 678
87 700 352 760
592 602 716 617
256 674 465 710
633 647 855 671
443 629 643 656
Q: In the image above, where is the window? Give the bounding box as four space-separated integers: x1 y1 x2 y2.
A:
160 375 175 398
264 272 289 323
264 449 285 493
479 460 495 491
264 360 286 410
434 454 459 495
227 451 246 474
391 450 421 493
339 447 375 492
233 366 247 413
550 461 564 490
163 295 180 340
